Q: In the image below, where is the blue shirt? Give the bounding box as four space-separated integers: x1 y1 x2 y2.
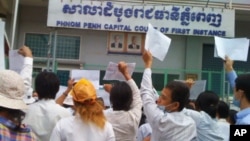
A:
236 107 250 125
226 70 240 107
226 70 237 89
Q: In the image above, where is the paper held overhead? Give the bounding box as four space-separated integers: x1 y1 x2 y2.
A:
103 61 136 81
175 79 207 100
70 69 100 90
214 36 250 61
145 23 172 61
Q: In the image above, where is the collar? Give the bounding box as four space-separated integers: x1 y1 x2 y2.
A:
0 116 30 132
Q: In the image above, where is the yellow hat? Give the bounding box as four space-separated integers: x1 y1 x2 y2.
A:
70 78 97 103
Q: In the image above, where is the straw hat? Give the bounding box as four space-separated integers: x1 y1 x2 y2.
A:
0 70 27 109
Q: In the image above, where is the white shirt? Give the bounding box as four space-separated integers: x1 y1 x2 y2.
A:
140 68 197 141
183 109 224 141
20 57 36 104
104 79 142 141
136 123 152 141
217 118 230 141
23 99 71 141
50 115 115 141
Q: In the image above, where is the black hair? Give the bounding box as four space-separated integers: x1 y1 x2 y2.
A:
0 106 25 131
228 109 237 125
217 100 229 119
235 73 250 102
195 90 219 118
35 71 60 100
110 81 133 111
165 81 190 111
139 107 147 127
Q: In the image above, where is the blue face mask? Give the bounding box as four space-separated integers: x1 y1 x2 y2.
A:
157 103 174 113
157 105 165 111
233 98 240 107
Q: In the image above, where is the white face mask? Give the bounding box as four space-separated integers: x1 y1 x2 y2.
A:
165 103 176 113
157 103 175 113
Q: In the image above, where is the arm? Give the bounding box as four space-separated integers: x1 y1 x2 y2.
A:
224 56 237 89
56 78 74 105
18 46 35 104
140 51 164 126
118 61 142 121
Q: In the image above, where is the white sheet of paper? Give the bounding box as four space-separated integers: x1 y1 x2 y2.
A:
9 50 24 73
189 80 207 100
103 62 136 81
97 88 111 107
0 21 5 70
145 23 171 61
70 69 100 89
214 36 250 61
174 79 206 100
55 85 68 99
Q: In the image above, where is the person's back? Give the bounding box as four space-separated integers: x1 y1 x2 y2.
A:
184 91 224 141
50 78 115 141
23 71 71 141
140 51 196 141
104 62 142 141
0 70 37 141
216 100 230 141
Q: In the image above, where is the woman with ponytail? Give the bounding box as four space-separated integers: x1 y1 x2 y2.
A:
50 78 115 141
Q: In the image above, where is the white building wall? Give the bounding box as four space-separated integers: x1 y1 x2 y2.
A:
16 5 250 74
17 5 187 72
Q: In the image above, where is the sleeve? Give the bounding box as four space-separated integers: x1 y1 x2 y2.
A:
182 108 202 125
140 68 164 127
20 57 35 104
226 70 240 107
226 70 237 89
137 123 152 141
126 79 143 123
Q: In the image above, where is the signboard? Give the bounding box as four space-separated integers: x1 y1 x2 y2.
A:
47 0 235 37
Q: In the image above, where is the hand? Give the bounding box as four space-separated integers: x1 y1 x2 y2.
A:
103 84 112 93
224 55 234 72
118 61 131 80
185 78 195 89
67 78 75 90
18 46 33 57
118 61 128 75
142 50 152 68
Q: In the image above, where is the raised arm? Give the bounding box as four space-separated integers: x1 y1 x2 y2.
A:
140 51 164 126
56 78 74 105
118 61 142 119
18 46 35 104
224 56 237 89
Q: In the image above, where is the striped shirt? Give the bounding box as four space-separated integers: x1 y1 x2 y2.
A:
0 117 37 141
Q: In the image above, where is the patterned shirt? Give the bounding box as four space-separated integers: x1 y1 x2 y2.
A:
0 117 37 141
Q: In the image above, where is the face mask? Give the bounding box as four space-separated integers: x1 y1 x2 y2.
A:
165 103 175 113
157 105 165 111
233 97 240 107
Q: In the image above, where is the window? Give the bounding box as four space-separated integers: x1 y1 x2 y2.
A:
25 33 80 59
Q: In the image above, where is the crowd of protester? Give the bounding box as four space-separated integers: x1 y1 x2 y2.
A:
1 46 249 141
